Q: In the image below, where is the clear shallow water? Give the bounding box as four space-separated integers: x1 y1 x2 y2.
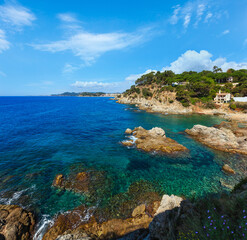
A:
0 97 246 224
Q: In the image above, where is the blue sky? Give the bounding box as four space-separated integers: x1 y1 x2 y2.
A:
0 0 247 95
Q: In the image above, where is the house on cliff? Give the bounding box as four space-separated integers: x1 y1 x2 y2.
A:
214 90 232 104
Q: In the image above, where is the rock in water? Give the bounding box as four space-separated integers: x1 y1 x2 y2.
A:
125 128 132 134
185 124 247 155
0 205 35 240
122 126 187 153
222 164 235 174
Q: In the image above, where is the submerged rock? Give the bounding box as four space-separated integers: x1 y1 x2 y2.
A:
122 127 187 153
0 205 35 240
222 164 235 174
185 123 247 155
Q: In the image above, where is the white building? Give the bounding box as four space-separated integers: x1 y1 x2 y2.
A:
233 97 247 102
214 90 231 104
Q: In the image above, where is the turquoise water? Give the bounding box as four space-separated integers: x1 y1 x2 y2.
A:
0 97 246 232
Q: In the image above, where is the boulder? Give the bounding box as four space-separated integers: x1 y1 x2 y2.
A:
125 128 132 134
222 164 235 174
155 194 183 216
0 205 35 240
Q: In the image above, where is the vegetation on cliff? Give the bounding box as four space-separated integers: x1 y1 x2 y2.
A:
123 67 247 108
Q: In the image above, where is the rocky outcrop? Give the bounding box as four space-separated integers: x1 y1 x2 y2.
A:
0 205 35 240
56 232 91 240
185 123 247 155
122 127 187 153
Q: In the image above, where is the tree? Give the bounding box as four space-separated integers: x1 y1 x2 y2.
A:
213 66 222 73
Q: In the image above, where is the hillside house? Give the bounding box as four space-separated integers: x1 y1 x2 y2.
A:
214 90 231 104
227 77 233 83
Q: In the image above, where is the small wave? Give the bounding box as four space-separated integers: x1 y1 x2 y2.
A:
0 185 35 205
33 215 54 240
129 136 138 143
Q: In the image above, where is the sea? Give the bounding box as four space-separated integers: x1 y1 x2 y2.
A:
0 96 246 239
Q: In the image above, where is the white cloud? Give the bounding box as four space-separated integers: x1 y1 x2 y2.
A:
32 28 150 65
162 50 247 73
0 3 36 27
204 12 213 22
170 1 225 29
57 13 77 23
170 5 181 24
63 63 83 73
125 69 157 82
0 29 10 53
222 29 230 35
71 81 112 88
184 14 191 28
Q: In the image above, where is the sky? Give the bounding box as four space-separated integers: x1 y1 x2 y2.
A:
0 0 247 95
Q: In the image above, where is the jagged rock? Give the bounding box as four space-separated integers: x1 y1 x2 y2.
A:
122 127 187 153
222 164 235 174
0 205 35 240
125 128 132 134
155 194 183 216
53 174 64 187
185 124 247 155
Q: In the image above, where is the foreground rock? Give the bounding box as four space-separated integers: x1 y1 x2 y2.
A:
0 205 35 240
122 127 187 153
185 123 247 155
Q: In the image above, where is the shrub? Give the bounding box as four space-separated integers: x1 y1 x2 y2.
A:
229 103 237 110
205 101 216 109
142 88 153 99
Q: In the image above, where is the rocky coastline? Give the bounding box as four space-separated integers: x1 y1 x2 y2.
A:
116 95 247 122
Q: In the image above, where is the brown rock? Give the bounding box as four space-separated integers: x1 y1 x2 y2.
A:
125 128 132 134
0 205 35 240
132 204 146 217
122 126 187 153
186 124 247 155
53 174 64 187
222 164 235 174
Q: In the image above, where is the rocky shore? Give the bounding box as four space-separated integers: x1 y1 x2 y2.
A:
122 127 187 153
185 121 247 155
116 95 247 122
0 205 35 240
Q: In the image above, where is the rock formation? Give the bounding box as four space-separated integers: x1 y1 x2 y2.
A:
122 127 187 153
0 205 35 240
185 122 247 155
222 164 235 174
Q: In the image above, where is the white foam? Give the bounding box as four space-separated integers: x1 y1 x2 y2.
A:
33 215 54 240
129 136 138 143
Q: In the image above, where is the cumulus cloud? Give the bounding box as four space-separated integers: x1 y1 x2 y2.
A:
125 69 157 82
162 50 247 73
0 3 36 28
32 28 150 65
0 29 10 53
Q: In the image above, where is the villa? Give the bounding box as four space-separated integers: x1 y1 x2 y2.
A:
214 90 232 104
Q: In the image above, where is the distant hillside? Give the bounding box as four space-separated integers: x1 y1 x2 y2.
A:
51 92 106 97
